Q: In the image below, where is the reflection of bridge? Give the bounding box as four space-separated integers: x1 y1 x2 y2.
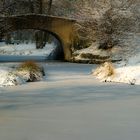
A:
0 14 77 61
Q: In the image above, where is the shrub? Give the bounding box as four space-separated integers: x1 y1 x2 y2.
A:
92 62 115 80
17 61 44 82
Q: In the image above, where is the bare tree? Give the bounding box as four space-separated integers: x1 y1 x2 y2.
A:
31 0 43 14
97 0 139 50
35 0 43 14
28 0 34 13
0 0 17 40
48 0 53 14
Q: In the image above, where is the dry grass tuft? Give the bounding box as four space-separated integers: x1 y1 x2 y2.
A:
17 61 44 82
18 61 41 72
92 62 115 80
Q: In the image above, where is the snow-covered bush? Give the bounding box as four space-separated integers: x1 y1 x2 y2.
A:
92 62 115 81
0 69 25 87
0 61 45 87
16 61 44 82
92 61 139 85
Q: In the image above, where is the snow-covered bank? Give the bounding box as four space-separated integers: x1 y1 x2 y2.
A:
73 43 110 63
0 62 44 87
92 55 140 85
0 67 25 87
114 54 140 85
72 42 140 85
0 42 56 56
0 41 140 86
0 42 56 87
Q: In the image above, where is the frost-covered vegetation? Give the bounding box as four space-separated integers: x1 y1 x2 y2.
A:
0 67 25 87
0 61 44 87
17 61 44 82
92 55 140 85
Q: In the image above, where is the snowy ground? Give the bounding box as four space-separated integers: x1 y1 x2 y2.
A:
0 62 140 140
0 66 24 87
92 55 140 85
0 41 140 86
73 42 109 61
0 42 56 56
0 42 56 87
73 42 140 85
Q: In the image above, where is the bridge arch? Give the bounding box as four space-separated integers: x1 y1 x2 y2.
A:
4 29 65 60
1 14 77 61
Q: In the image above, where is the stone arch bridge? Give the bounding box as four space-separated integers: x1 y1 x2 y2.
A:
0 14 78 61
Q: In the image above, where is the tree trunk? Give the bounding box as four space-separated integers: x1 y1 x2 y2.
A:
48 0 52 14
28 0 34 13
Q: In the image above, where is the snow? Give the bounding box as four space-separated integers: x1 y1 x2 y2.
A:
0 42 56 56
0 62 44 87
73 43 109 61
0 67 25 87
92 52 140 85
73 42 140 85
0 42 56 87
0 40 140 86
1 63 140 140
113 54 140 85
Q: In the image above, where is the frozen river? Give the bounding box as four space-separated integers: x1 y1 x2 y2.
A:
0 62 140 140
